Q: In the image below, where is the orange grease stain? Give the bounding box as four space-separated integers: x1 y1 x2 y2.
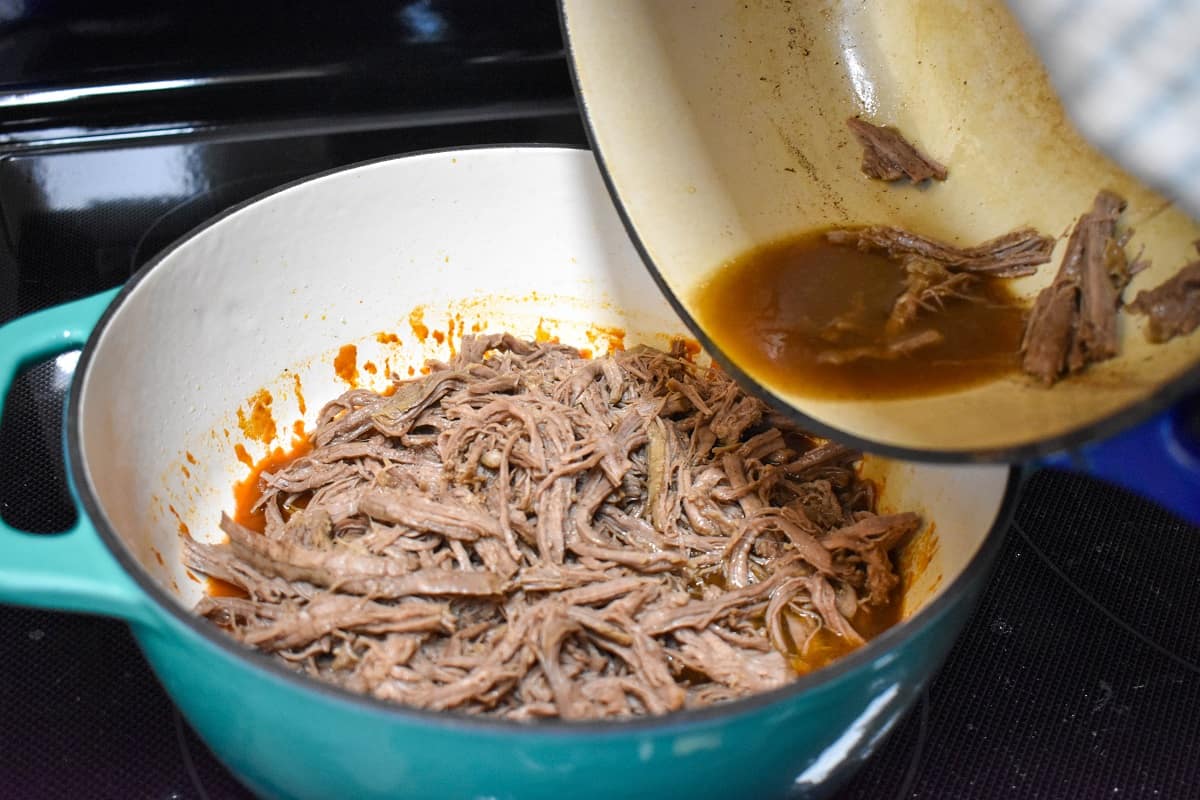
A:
181 465 191 479
447 314 461 358
586 324 626 354
207 575 249 598
185 451 198 465
167 504 190 536
232 438 314 534
363 361 378 375
897 521 940 591
534 318 552 343
407 365 416 376
671 336 702 362
409 307 429 342
334 344 359 386
153 549 165 567
292 373 306 415
233 443 254 468
375 331 401 345
236 389 277 444
579 348 594 360
432 330 445 345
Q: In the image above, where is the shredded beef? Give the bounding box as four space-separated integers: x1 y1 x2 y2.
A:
885 258 979 335
846 117 948 183
189 336 916 719
1021 191 1139 384
827 226 1055 278
1127 245 1200 343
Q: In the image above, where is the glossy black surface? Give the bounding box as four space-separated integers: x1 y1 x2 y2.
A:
1 5 1199 798
0 0 575 147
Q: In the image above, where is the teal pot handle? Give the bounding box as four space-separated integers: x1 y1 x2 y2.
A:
0 290 151 625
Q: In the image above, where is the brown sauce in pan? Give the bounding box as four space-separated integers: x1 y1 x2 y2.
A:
693 230 1027 400
208 438 316 600
230 439 313 535
795 601 903 673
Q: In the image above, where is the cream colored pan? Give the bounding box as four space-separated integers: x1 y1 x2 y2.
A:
561 0 1200 464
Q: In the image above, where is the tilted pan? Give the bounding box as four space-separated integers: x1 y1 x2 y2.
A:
561 0 1200 522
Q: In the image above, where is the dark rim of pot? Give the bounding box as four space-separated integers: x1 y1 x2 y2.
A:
69 143 1022 736
555 1 1200 466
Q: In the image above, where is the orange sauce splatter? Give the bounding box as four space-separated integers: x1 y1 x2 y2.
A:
432 330 445 345
292 373 306 415
470 321 482 334
793 599 903 673
671 336 702 362
363 361 378 374
897 521 940 591
223 428 230 439
181 465 191 479
153 549 165 566
409 307 429 342
586 324 626 353
233 443 254 468
376 331 401 345
419 365 431 376
232 438 314 534
167 504 190 536
334 344 359 386
578 348 594 360
292 419 307 446
185 451 198 465
534 318 553 343
446 314 460 358
236 389 277 444
207 576 249 598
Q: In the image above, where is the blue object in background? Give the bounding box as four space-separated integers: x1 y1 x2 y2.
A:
1039 392 1200 525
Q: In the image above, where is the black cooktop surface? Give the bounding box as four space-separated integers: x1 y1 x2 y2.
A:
1 3 1199 798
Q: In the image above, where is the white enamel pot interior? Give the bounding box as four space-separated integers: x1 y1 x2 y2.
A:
561 0 1200 460
68 147 1013 775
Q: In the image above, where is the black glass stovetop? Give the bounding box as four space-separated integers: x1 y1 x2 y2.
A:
1 3 1199 798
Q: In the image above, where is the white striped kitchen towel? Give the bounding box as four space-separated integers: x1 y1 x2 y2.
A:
1007 0 1200 218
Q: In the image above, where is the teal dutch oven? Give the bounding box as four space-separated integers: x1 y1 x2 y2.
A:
0 147 1018 799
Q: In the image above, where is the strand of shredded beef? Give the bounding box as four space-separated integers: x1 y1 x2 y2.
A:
188 336 916 719
846 117 948 184
1126 242 1200 343
1021 190 1143 384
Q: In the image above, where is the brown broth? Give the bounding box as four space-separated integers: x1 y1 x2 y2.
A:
692 230 1028 400
231 439 313 534
791 591 903 673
